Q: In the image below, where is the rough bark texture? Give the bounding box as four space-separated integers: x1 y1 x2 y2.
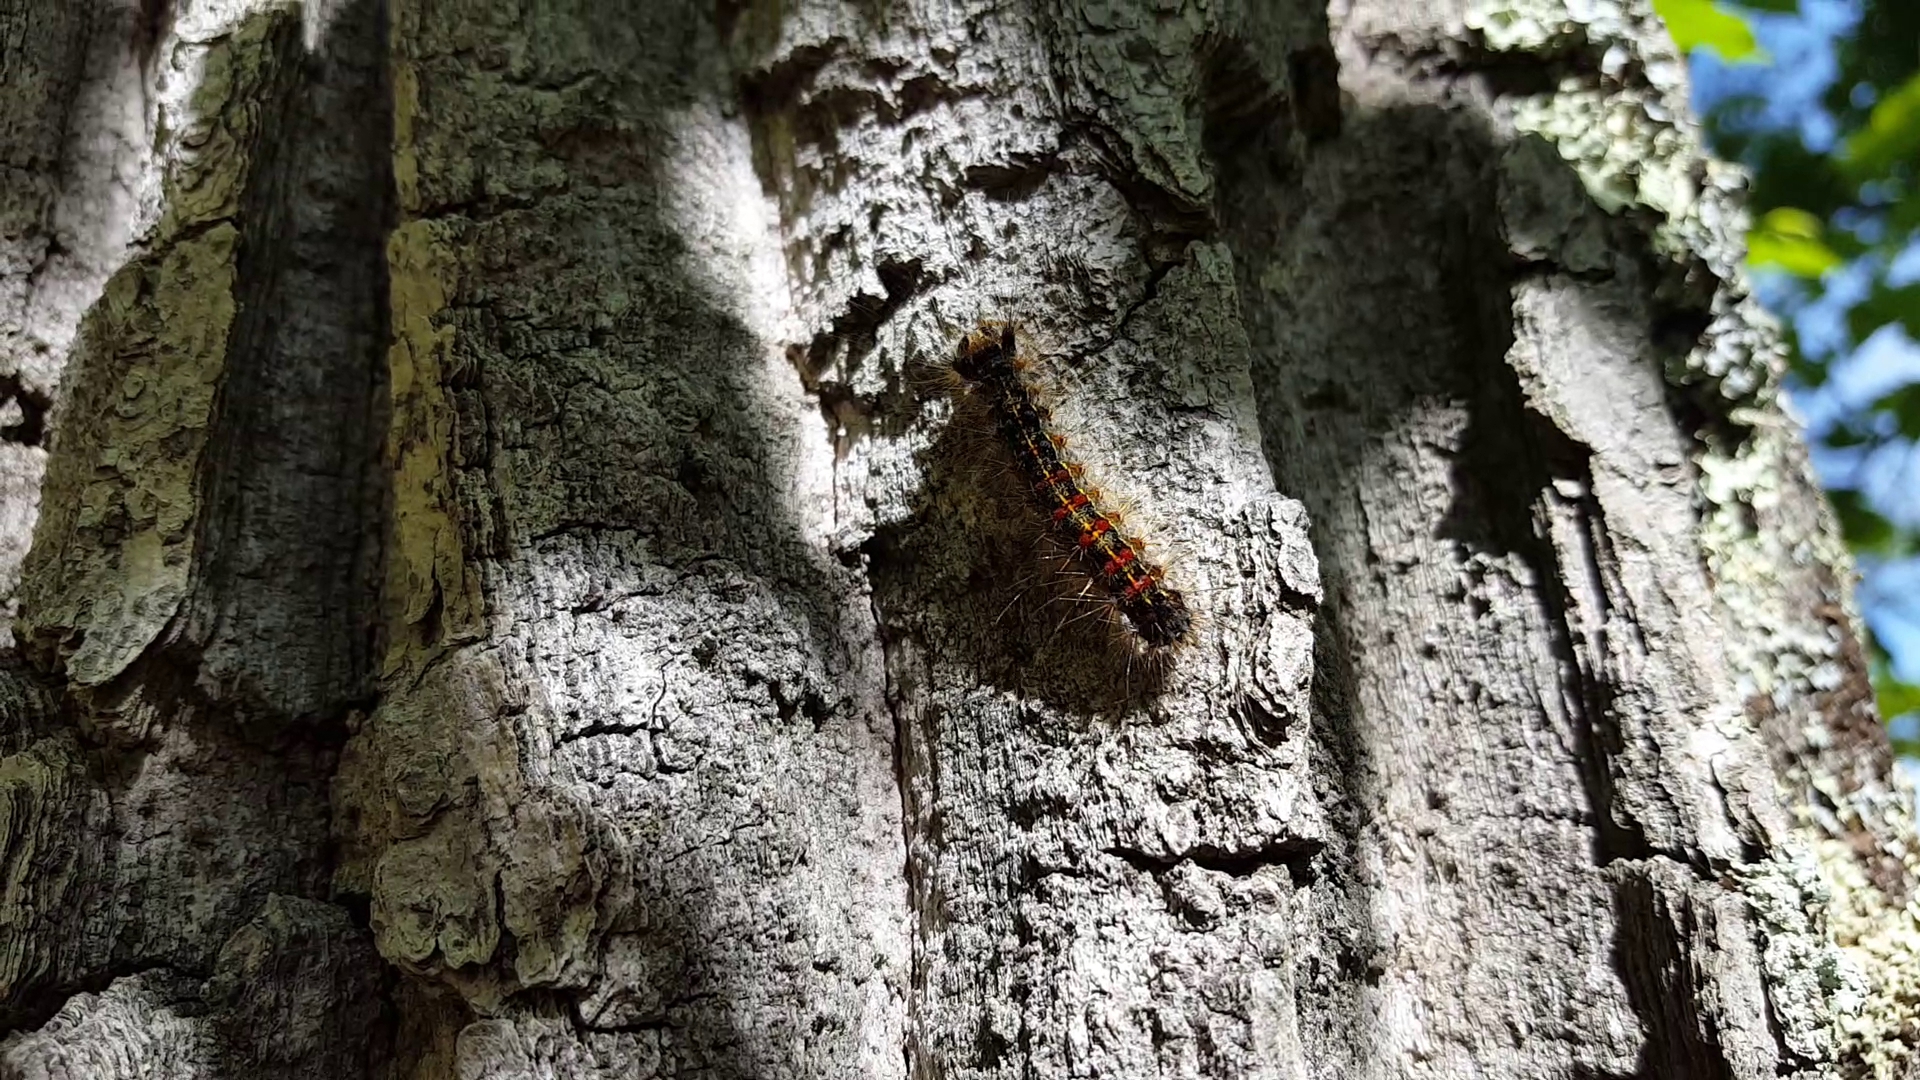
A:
0 0 392 1074
0 0 1913 1078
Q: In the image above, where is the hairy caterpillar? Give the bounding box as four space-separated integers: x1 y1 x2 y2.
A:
949 323 1193 650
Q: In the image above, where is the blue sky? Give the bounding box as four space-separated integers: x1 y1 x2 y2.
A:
1688 0 1920 706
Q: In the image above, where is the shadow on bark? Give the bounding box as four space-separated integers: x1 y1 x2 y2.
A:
322 1 882 1073
1227 93 1761 1076
1609 869 1740 1080
863 404 1175 721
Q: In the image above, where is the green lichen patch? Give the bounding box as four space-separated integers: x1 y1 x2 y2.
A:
15 227 238 686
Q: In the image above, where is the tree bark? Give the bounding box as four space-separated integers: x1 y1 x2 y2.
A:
0 0 1913 1078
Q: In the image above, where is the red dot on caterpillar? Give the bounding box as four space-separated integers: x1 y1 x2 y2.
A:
946 321 1195 652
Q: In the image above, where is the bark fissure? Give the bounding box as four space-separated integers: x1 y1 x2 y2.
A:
1102 838 1323 886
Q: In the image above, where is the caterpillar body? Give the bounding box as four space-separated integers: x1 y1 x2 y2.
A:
950 324 1193 650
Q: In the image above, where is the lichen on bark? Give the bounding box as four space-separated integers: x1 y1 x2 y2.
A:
1467 0 1920 1072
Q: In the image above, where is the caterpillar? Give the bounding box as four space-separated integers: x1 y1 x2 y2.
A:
949 323 1193 650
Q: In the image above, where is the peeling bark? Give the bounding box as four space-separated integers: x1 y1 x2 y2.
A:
0 0 1912 1077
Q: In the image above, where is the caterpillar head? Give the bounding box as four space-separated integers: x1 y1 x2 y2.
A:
953 323 1018 383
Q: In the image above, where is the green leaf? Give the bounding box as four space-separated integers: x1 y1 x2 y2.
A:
1747 207 1844 276
1865 382 1920 439
1843 70 1920 180
1824 422 1875 449
1727 0 1798 12
1831 488 1898 553
1655 0 1765 61
1892 196 1920 235
1829 3 1920 131
1745 140 1854 219
1880 676 1920 721
1846 281 1920 346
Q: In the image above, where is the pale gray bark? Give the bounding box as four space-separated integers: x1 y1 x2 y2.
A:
0 0 1912 1078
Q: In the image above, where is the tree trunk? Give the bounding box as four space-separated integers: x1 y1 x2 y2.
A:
0 0 1913 1077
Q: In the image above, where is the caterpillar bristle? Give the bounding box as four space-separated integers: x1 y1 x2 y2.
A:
946 320 1193 657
